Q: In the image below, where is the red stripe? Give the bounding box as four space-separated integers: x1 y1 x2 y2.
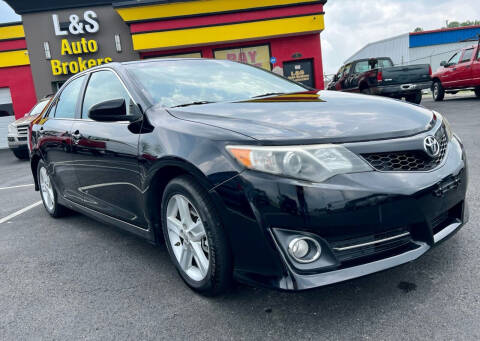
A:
130 4 324 33
0 39 26 52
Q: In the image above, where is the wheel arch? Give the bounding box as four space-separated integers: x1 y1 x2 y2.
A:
144 157 221 243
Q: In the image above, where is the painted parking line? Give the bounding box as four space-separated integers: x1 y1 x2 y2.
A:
0 201 42 224
0 184 34 191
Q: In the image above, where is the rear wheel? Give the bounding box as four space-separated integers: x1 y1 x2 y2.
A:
432 81 445 101
405 91 422 104
37 160 67 218
161 175 232 296
475 87 480 98
361 88 371 95
12 149 29 160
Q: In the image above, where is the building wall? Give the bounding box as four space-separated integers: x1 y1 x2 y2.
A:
345 34 409 66
409 41 476 73
0 23 37 119
410 26 480 48
22 5 139 99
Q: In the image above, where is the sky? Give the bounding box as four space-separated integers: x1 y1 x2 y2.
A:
1 0 480 76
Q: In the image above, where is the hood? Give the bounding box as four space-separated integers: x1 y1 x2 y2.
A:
166 91 434 143
12 114 37 126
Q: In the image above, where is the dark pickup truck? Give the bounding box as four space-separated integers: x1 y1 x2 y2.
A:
328 57 432 104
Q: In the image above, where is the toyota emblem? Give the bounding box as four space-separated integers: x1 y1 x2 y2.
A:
424 136 440 157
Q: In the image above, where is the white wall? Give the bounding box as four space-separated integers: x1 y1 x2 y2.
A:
344 33 410 66
409 41 476 72
0 116 14 149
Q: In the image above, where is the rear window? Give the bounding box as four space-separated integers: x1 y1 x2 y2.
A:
354 59 392 73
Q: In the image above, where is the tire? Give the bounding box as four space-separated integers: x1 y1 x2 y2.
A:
12 149 29 160
37 160 68 218
432 81 445 101
405 91 422 104
475 87 480 98
361 88 371 95
161 175 232 296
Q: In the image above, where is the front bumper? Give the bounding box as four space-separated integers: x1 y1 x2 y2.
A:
214 135 468 290
373 81 432 96
7 134 28 150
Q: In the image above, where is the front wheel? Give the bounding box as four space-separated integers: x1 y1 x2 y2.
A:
161 175 232 296
405 91 422 104
12 148 29 160
37 160 68 218
432 81 445 101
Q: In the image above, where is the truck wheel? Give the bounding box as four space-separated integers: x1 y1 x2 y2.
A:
475 87 480 98
12 149 29 160
406 91 422 104
432 81 444 101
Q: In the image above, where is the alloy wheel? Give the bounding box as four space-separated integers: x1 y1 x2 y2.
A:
39 166 55 211
166 194 210 282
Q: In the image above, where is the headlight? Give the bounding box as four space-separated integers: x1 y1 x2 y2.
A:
434 111 452 140
7 124 16 135
226 144 372 183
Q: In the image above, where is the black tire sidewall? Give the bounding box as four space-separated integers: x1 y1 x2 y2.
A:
161 176 228 293
37 160 60 217
433 81 444 101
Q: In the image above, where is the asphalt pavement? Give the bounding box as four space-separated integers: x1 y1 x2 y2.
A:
0 93 479 340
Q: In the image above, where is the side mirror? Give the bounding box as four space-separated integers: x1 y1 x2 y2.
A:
440 61 447 67
88 98 141 122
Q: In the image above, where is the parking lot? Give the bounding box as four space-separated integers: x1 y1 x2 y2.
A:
0 94 479 340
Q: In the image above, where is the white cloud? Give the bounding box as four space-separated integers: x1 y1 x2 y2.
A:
321 0 480 75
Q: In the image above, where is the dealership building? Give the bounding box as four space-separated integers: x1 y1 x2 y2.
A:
0 0 327 121
345 25 480 72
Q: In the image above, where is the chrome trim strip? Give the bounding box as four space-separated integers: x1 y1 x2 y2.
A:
333 232 411 252
433 221 462 243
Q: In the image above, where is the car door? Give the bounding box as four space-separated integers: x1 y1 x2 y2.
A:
439 51 461 88
70 69 146 227
472 47 480 86
455 48 474 87
37 75 85 204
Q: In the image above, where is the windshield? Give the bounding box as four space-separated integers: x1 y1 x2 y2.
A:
126 59 307 107
28 100 49 116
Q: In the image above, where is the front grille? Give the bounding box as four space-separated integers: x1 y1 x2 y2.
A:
330 228 412 263
17 125 29 136
361 128 448 172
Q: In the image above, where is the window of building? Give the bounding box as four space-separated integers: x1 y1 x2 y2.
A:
82 70 133 118
54 76 84 119
214 45 271 71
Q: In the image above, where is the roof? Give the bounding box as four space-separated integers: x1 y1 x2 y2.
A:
409 25 480 48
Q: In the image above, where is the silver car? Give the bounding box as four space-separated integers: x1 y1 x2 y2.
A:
7 98 50 159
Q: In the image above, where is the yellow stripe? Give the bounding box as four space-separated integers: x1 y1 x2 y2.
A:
132 14 324 51
0 49 30 68
0 25 25 41
116 0 322 22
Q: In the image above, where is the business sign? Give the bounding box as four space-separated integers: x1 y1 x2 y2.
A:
50 10 113 76
283 59 314 88
214 45 271 70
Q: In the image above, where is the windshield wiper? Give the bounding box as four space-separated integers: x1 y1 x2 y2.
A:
251 92 285 98
171 101 215 108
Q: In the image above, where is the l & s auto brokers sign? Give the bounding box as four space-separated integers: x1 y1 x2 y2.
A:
50 10 113 76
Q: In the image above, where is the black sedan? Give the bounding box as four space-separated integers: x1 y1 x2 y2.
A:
30 59 468 295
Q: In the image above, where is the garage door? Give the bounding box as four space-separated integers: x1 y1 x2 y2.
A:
0 87 13 117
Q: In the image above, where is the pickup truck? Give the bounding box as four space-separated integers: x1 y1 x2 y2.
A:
431 44 480 101
328 57 432 104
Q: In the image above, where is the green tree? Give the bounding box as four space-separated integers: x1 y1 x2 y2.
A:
413 27 423 32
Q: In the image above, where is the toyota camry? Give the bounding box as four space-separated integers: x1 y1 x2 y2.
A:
30 59 468 295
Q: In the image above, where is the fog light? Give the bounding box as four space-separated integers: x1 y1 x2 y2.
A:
288 237 321 263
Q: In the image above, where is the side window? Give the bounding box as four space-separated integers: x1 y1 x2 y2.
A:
459 48 473 63
54 76 84 119
343 64 352 75
354 61 369 73
448 52 460 66
82 70 133 118
335 66 344 79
